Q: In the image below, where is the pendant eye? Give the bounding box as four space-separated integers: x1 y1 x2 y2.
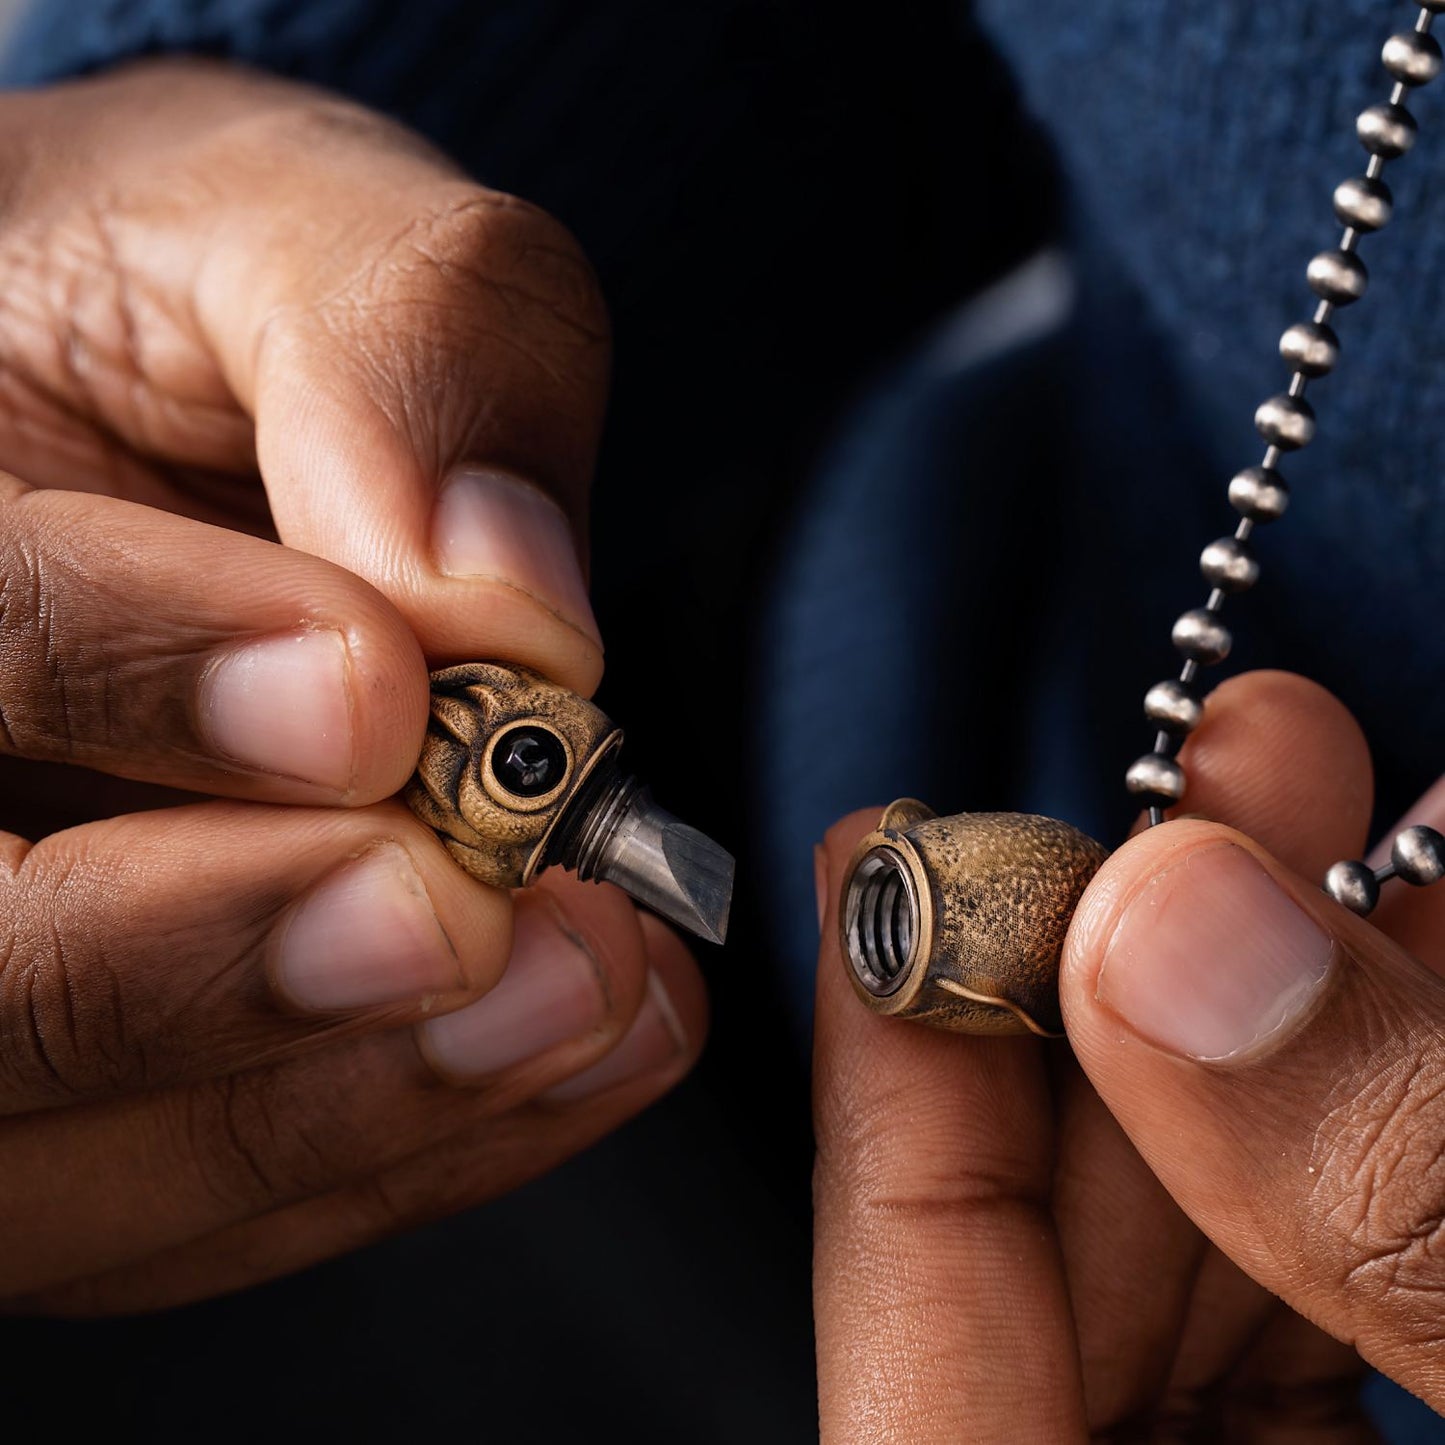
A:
490 725 568 798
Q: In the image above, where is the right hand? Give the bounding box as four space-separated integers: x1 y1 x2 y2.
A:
813 672 1408 1440
0 61 705 1313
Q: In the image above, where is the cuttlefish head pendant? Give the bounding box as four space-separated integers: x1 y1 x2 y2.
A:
840 801 1109 1037
404 663 621 890
404 663 734 943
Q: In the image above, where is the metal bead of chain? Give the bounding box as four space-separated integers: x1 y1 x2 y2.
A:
1325 825 1445 915
1126 3 1445 919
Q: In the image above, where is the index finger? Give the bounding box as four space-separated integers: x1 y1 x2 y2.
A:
18 65 610 691
209 101 610 686
812 810 1088 1444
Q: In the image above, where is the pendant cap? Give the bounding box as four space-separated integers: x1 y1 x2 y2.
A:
840 803 1109 1037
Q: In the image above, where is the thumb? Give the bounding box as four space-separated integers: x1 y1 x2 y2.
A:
1062 819 1445 1410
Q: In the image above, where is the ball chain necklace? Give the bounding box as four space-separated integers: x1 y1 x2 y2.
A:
827 1 1445 1036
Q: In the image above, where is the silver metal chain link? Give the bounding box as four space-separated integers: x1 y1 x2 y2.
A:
1124 1 1445 916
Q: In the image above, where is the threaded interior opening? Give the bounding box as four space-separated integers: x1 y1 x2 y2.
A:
844 848 919 998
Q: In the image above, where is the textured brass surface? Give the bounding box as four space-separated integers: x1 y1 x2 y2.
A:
404 663 620 889
842 806 1109 1037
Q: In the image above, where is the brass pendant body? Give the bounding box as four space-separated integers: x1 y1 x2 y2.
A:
841 801 1109 1037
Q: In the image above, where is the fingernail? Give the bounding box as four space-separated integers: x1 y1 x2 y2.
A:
275 845 460 1011
1096 843 1334 1063
544 971 687 1101
433 468 601 647
200 630 352 791
420 901 607 1080
814 845 829 932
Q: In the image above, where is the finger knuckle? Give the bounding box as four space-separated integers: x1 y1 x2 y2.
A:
813 1081 1044 1231
439 189 609 346
176 1074 287 1210
218 94 609 352
332 185 609 382
417 186 603 314
349 1172 416 1236
0 495 202 769
0 528 42 756
0 510 123 764
0 523 71 757
175 1057 384 1214
0 142 261 482
178 1072 323 1212
0 850 154 1102
1310 1045 1445 1349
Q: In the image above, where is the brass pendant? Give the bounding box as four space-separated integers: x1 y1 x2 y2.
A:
839 801 1108 1037
404 664 734 943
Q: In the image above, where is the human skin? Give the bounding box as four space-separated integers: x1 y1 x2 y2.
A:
813 669 1445 1441
0 61 706 1313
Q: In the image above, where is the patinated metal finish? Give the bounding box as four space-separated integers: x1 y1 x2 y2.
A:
404 663 620 889
404 663 734 942
841 802 1109 1037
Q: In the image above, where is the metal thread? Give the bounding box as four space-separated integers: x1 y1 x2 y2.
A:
546 752 639 880
844 849 918 995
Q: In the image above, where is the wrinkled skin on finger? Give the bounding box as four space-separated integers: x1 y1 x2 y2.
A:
0 878 707 1310
813 672 1386 1444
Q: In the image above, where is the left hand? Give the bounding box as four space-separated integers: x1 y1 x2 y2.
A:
0 60 707 1315
813 670 1407 1442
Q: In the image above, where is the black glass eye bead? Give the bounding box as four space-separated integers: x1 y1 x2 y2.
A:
491 725 569 797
